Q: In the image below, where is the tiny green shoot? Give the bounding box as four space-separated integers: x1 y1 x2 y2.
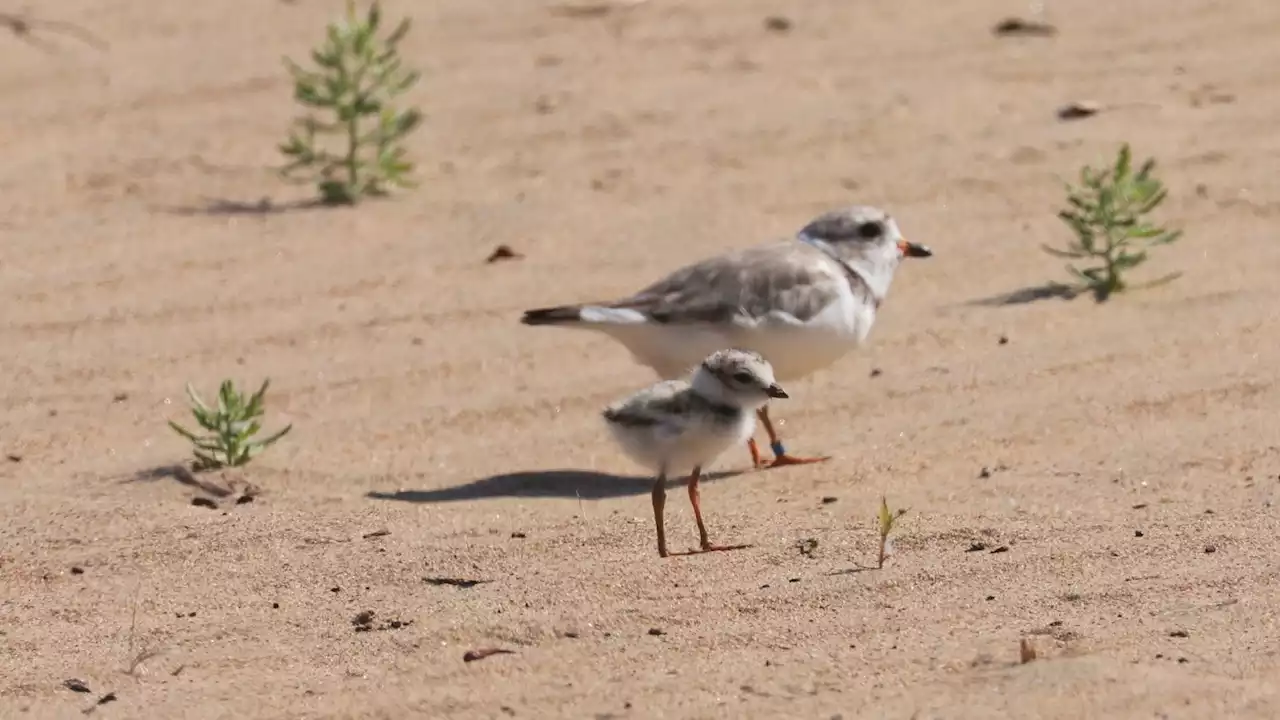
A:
877 495 908 569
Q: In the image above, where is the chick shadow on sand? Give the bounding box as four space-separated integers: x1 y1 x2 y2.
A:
365 467 746 504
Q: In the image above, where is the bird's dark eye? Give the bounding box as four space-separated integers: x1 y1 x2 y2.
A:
732 371 754 384
857 221 883 239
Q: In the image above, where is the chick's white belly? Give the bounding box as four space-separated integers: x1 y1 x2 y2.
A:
607 414 755 477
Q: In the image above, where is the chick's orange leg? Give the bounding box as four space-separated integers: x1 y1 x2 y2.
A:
652 474 669 558
747 437 766 468
685 467 750 553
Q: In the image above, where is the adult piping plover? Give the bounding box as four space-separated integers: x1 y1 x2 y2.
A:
522 205 932 468
602 349 787 558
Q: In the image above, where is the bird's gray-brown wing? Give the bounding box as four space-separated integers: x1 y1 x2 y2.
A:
602 381 690 430
602 242 847 326
602 381 736 430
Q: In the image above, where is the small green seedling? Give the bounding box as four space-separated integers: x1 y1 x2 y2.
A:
168 379 292 471
876 495 907 569
1044 143 1183 302
279 0 421 205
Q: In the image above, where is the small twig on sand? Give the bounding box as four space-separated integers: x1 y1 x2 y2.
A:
81 691 117 715
463 648 515 663
121 580 163 676
1 12 109 53
125 582 141 662
1019 638 1038 664
548 0 651 18
126 647 163 676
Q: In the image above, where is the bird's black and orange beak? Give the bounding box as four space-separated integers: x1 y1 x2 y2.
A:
897 239 933 258
766 383 789 399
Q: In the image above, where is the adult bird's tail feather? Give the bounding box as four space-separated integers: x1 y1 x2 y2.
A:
520 305 586 326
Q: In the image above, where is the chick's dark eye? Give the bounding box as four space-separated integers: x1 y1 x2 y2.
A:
732 371 754 384
857 221 883 239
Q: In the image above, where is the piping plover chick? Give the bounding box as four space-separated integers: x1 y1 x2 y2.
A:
602 348 788 558
523 205 931 469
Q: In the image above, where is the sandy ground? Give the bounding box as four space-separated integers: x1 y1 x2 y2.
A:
4 0 1280 717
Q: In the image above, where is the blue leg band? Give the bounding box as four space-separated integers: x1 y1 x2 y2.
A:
771 441 786 457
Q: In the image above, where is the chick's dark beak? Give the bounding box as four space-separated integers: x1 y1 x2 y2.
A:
897 239 933 258
766 383 789 399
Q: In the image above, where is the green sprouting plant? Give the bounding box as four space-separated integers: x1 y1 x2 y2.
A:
876 495 907 569
168 379 293 471
1043 143 1183 302
279 0 421 205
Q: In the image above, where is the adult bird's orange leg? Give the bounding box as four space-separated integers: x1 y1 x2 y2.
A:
652 472 669 558
686 466 750 553
757 407 830 468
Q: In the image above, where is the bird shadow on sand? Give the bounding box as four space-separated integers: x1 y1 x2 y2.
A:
366 467 746 504
967 282 1083 307
162 196 331 217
